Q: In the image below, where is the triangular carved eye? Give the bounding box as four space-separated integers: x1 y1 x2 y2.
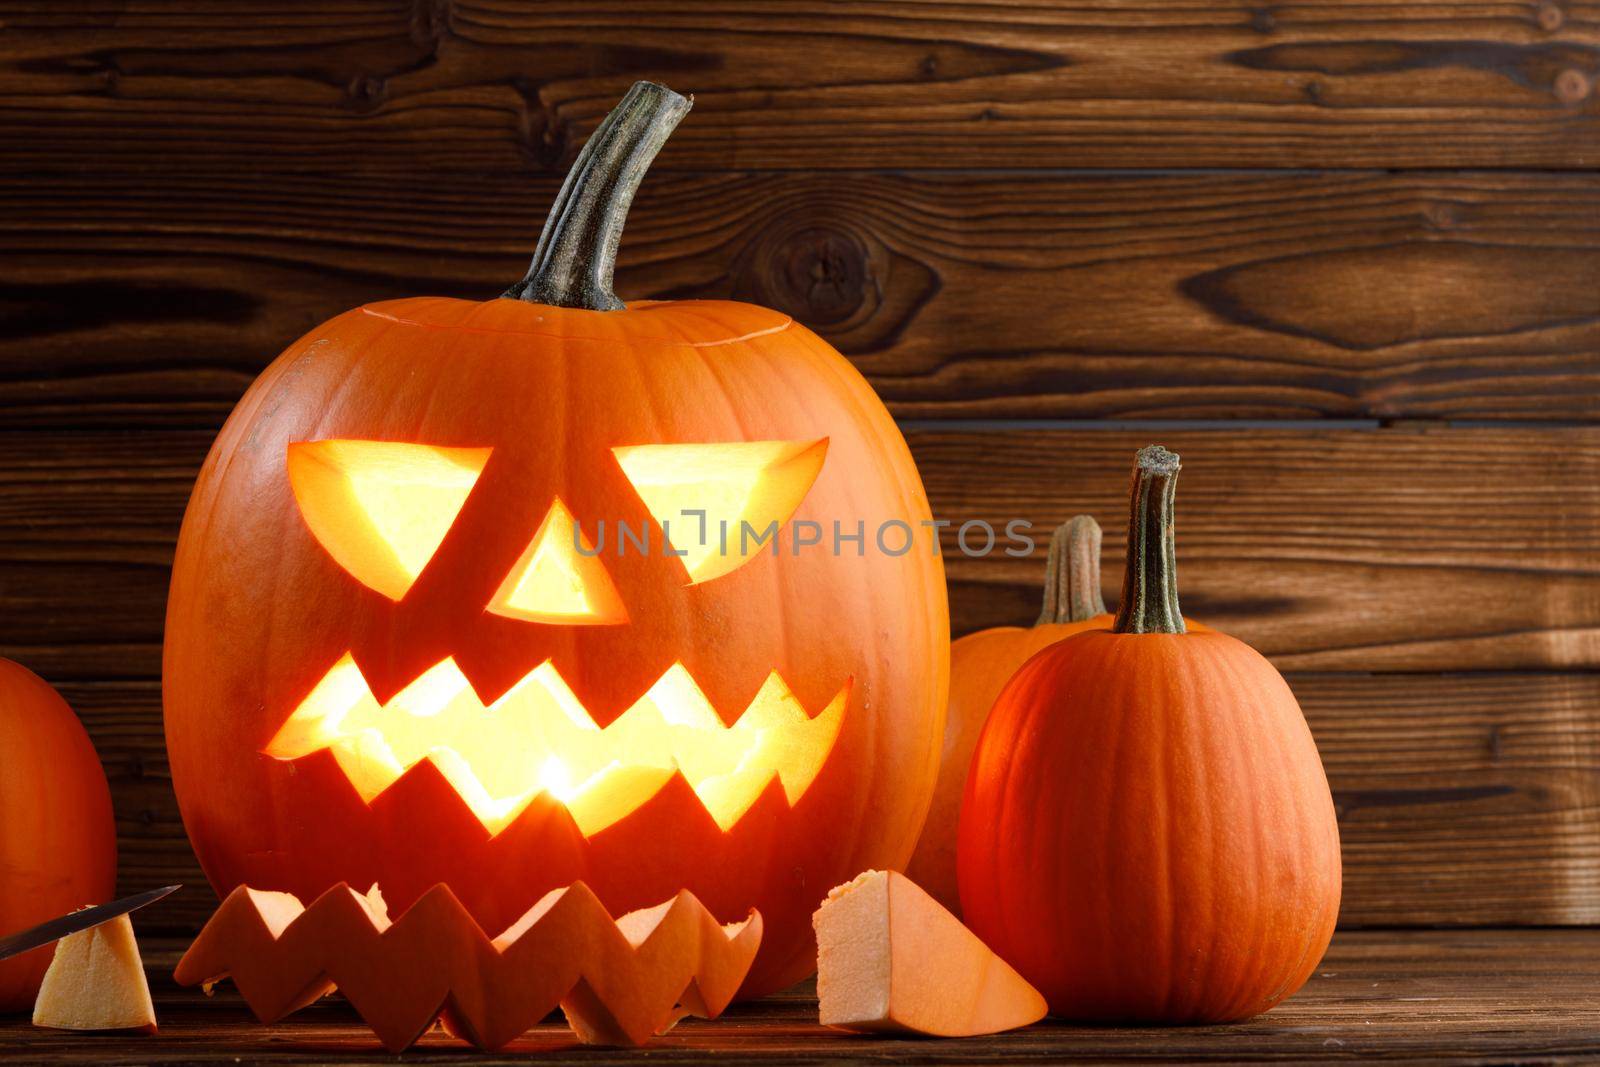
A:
487 499 627 624
612 440 828 584
288 440 492 601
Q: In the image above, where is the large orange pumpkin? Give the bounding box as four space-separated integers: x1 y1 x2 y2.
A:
905 516 1112 915
0 659 117 1011
957 446 1340 1022
163 82 949 995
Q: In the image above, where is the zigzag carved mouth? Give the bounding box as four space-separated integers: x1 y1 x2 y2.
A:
265 656 848 837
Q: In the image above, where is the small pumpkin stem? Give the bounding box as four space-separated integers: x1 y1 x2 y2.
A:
505 81 692 310
1113 445 1186 635
1037 515 1107 625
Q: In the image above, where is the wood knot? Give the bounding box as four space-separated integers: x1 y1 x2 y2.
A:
1251 7 1276 33
1536 1 1565 31
411 0 453 51
725 201 938 354
762 226 871 326
345 75 387 109
1554 68 1591 103
513 84 570 170
1424 201 1460 229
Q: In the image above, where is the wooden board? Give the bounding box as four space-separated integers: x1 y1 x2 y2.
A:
5 426 1596 679
1297 672 1600 927
4 169 1599 428
69 670 1600 935
922 427 1600 671
2 2 1598 172
3 931 1598 1063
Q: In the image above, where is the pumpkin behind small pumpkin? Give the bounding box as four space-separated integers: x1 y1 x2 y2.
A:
905 516 1112 915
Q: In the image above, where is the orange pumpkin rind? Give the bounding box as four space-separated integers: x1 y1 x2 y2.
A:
174 881 761 1051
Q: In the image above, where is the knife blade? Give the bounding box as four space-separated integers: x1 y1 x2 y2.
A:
0 884 180 962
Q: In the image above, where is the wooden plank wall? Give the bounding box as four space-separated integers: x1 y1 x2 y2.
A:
0 1 1596 935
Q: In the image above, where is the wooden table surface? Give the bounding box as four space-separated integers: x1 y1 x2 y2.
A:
3 930 1597 1065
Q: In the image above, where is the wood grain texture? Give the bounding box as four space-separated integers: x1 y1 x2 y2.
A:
3 170 1598 428
4 427 1598 678
1299 672 1600 926
921 427 1600 671
2 1 1598 172
56 681 207 919
69 672 1600 934
4 932 1599 1062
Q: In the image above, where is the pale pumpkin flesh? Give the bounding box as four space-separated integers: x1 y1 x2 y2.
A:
32 915 156 1034
814 869 1045 1036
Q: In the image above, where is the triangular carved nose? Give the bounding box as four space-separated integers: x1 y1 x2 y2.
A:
486 499 627 625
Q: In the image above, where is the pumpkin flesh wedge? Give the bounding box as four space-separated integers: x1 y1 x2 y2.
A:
32 915 156 1034
814 870 1045 1036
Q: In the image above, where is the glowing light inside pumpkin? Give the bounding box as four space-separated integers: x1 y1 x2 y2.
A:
287 440 492 601
612 439 828 583
265 656 847 836
486 499 627 624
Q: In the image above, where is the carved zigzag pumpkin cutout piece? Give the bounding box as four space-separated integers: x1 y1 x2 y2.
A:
174 881 762 1051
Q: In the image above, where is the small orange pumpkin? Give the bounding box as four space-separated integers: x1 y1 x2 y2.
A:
957 447 1341 1022
905 516 1111 914
0 659 117 1011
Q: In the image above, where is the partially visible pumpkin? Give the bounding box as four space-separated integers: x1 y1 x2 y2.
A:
904 516 1111 915
0 659 117 1012
957 447 1341 1023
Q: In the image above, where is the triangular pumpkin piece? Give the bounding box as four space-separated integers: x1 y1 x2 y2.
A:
814 870 1045 1036
32 914 156 1033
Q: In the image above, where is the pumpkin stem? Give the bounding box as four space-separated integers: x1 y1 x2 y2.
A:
1037 515 1107 625
505 81 692 311
1112 445 1186 635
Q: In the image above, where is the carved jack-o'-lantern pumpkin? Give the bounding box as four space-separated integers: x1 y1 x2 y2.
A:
163 83 949 994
